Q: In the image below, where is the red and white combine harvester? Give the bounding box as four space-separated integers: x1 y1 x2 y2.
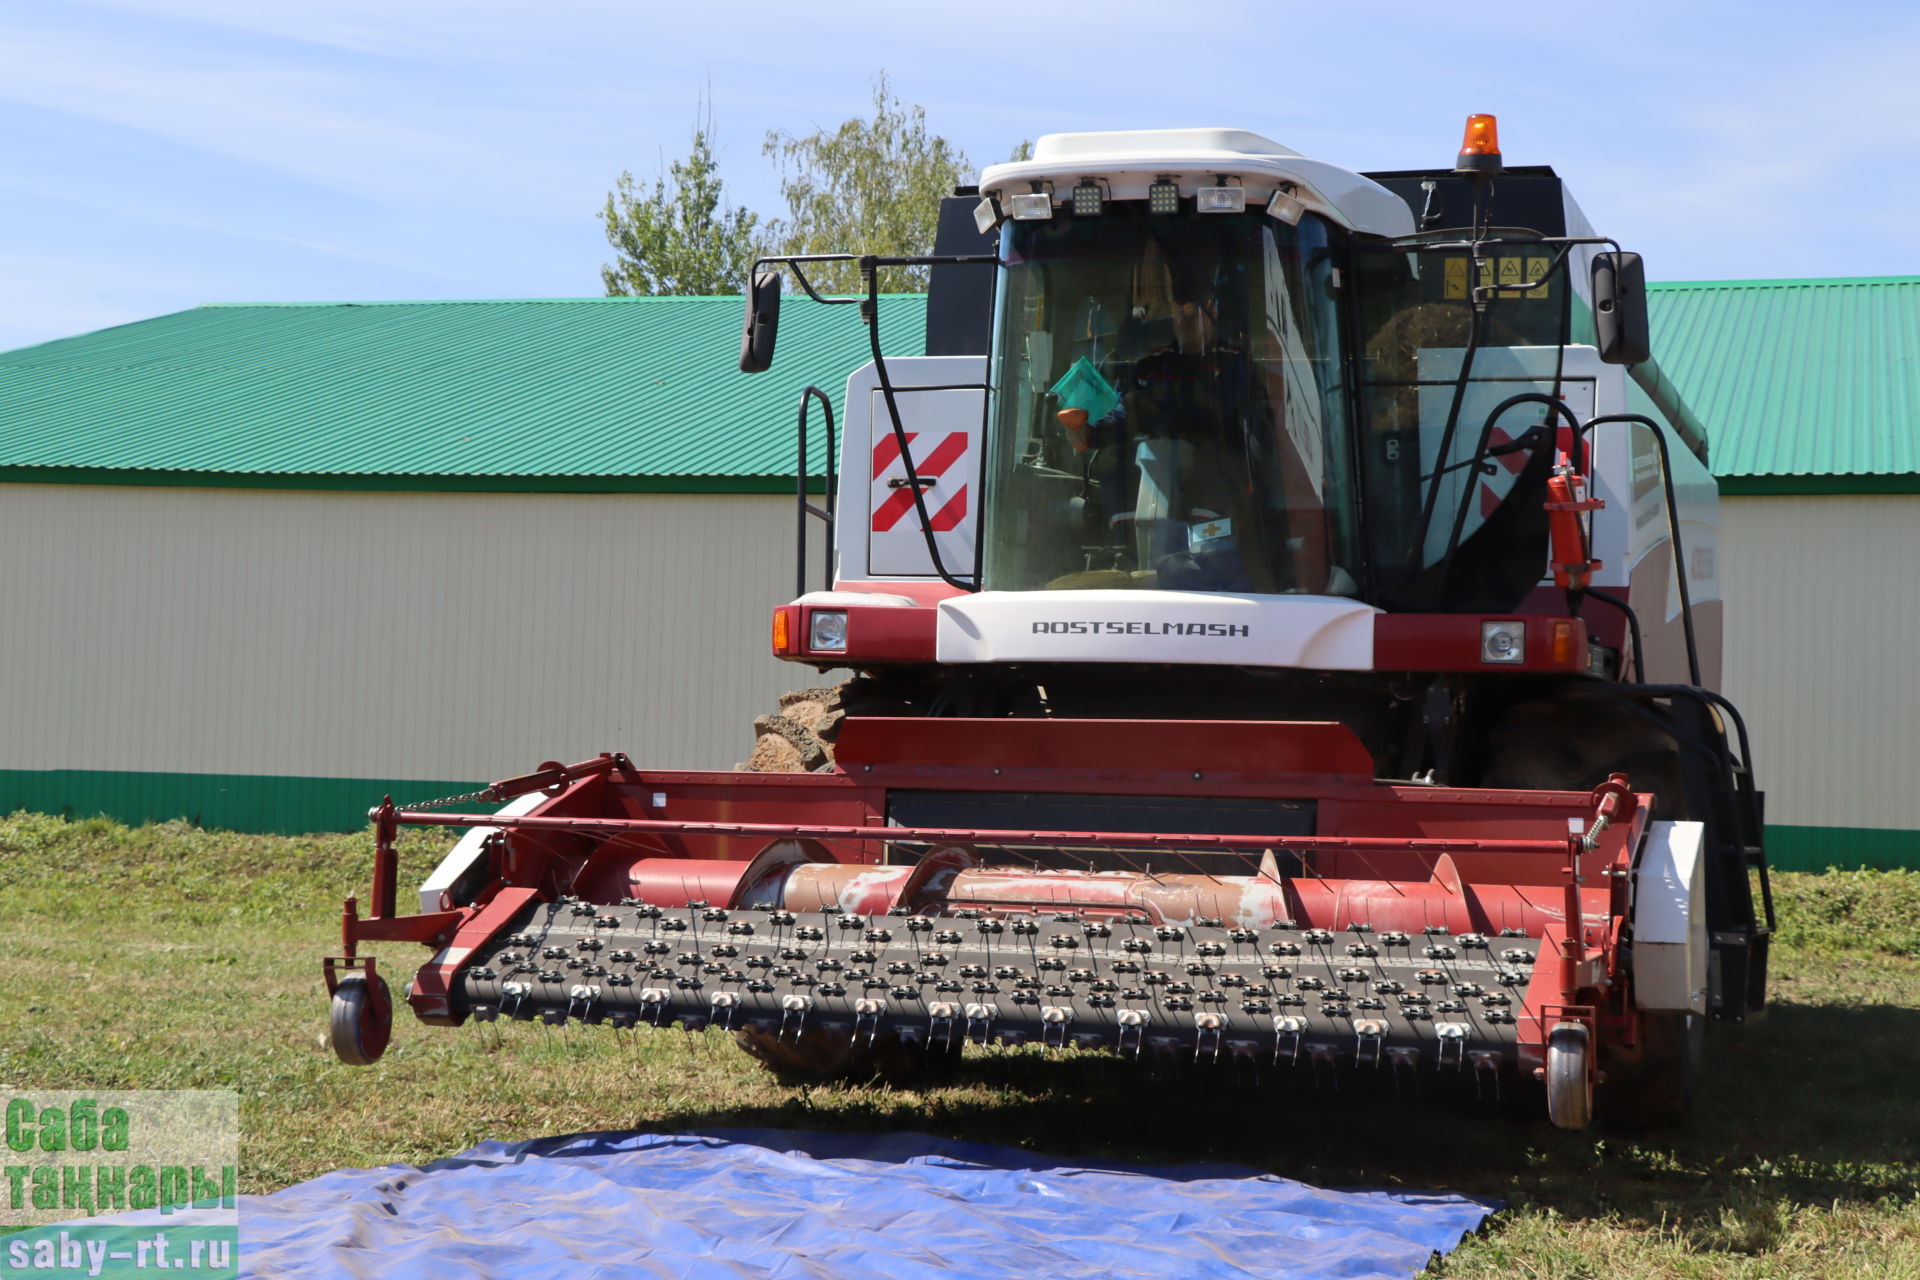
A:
326 117 1770 1128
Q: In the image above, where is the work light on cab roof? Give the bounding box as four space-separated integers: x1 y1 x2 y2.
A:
1006 188 1052 221
1194 179 1246 213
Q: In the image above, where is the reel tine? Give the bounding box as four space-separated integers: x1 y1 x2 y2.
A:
1193 1012 1224 1063
780 994 812 1042
928 1002 957 1054
854 998 886 1047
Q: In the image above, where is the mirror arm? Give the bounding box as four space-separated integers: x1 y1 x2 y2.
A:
750 255 865 306
1386 233 1619 253
750 253 999 306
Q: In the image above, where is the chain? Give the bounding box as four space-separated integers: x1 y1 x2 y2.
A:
394 757 618 813
394 785 500 812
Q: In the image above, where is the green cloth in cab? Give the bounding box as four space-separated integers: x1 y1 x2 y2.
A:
1048 357 1120 423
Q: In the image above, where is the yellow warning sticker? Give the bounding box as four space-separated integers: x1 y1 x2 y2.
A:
1441 255 1552 301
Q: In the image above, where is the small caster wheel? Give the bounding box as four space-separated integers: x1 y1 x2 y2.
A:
329 974 393 1066
1545 1022 1593 1130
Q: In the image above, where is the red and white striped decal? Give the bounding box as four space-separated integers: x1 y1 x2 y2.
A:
1478 425 1531 517
871 431 969 533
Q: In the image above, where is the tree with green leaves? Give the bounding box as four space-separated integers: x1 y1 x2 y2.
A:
600 113 764 296
761 73 971 295
602 79 1025 298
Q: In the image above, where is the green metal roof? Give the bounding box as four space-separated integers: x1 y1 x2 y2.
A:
2 278 1913 494
0 296 925 493
1648 276 1920 492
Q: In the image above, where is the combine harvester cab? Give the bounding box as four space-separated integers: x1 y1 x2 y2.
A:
326 117 1772 1130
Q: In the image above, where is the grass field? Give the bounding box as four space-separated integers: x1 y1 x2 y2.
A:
1 810 1916 1277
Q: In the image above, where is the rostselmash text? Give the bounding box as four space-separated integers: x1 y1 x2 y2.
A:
1030 621 1251 637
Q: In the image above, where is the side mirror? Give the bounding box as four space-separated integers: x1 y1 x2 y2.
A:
1591 252 1650 365
739 271 782 373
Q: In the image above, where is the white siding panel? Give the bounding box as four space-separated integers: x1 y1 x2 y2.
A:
1719 494 1920 832
7 483 1912 838
0 485 830 780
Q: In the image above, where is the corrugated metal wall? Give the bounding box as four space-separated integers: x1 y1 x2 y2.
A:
0 484 828 784
1719 494 1920 834
3 483 1913 855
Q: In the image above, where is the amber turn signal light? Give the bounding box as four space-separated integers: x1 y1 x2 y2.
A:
1552 619 1576 665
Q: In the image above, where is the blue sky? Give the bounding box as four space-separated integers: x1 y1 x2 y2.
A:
5 0 1919 350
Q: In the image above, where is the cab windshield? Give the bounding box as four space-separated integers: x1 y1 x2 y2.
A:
981 207 1360 595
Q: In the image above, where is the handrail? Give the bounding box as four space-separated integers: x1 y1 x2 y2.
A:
794 386 836 596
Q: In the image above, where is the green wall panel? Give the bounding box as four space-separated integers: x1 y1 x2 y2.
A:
1763 824 1920 873
0 769 488 836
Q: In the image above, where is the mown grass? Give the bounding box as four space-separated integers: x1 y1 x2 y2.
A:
1 811 1916 1277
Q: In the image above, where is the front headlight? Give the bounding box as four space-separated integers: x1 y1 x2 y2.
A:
1480 620 1526 664
809 610 849 652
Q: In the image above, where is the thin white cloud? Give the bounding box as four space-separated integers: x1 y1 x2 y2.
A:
0 38 497 205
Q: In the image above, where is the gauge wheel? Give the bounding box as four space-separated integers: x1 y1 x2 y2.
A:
1545 1022 1594 1130
329 974 393 1066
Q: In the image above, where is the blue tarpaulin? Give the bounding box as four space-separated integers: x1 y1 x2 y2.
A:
220 1130 1498 1279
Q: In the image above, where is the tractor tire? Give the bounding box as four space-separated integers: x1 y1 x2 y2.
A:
739 678 918 773
740 686 839 773
1479 695 1687 820
1597 1010 1704 1131
1482 695 1704 1129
